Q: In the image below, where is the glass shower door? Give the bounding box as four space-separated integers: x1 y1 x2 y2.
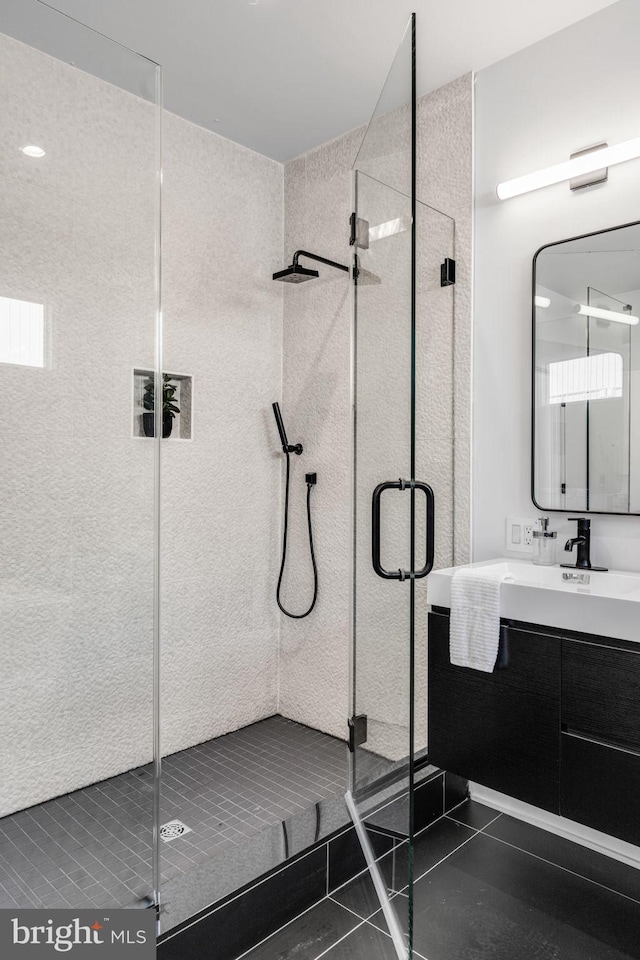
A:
348 167 417 960
348 13 456 958
348 14 418 959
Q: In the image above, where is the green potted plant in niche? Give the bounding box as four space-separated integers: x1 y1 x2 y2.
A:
142 373 180 438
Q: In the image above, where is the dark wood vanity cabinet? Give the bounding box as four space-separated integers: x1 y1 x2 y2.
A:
428 610 561 812
428 609 640 846
561 638 640 846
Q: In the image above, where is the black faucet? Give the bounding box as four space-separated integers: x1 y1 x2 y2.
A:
561 518 608 571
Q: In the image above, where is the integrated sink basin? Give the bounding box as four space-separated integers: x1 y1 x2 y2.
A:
428 558 640 644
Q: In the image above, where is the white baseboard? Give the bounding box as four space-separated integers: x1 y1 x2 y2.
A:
469 782 640 871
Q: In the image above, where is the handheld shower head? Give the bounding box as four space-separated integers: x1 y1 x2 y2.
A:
272 402 289 449
272 402 303 455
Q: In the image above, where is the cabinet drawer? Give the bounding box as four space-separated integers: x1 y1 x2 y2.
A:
562 640 640 751
428 611 560 813
561 732 640 847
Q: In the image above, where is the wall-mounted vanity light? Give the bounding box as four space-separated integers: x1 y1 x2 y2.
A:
574 303 639 326
534 295 551 309
497 136 640 200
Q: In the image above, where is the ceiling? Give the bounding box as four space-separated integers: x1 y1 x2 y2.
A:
7 0 620 162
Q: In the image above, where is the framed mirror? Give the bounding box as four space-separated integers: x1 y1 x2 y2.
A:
533 221 640 515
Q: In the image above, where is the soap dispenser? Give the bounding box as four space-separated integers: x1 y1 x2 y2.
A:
533 517 557 566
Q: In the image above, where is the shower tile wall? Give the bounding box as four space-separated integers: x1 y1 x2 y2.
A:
278 75 473 743
160 114 283 756
0 29 283 815
417 77 474 564
0 31 157 818
277 130 360 743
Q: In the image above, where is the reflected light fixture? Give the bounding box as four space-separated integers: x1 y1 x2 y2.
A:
368 216 410 243
497 137 640 200
534 296 551 309
574 303 639 326
21 145 45 158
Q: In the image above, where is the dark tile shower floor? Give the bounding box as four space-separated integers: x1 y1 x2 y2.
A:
0 716 346 911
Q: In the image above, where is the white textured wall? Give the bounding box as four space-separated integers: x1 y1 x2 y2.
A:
160 114 283 755
279 75 473 746
0 32 157 815
0 31 283 815
474 0 640 571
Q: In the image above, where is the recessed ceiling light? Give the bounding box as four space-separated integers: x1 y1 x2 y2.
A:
22 145 46 158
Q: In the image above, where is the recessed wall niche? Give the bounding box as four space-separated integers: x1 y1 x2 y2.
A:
133 369 193 440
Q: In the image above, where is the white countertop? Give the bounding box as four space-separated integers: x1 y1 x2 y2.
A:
428 558 640 644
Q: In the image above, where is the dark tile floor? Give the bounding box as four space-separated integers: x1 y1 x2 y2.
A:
0 715 346 910
237 800 640 960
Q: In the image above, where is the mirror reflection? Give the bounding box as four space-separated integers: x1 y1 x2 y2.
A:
533 222 640 514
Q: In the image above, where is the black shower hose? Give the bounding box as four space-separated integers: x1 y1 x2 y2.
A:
276 451 318 619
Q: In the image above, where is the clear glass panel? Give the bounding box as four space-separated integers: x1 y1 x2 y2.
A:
0 0 160 911
349 15 415 958
350 179 455 958
351 170 413 795
349 16 456 957
350 169 414 959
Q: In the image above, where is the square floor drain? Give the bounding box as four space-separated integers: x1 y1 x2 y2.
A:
160 820 192 842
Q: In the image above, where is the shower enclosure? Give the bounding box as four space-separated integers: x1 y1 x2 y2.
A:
0 5 457 957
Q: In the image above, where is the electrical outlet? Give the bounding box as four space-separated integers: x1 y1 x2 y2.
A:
506 517 537 554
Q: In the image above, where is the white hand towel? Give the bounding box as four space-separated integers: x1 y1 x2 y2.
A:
449 567 514 672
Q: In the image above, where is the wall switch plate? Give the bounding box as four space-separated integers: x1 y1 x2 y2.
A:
506 517 537 554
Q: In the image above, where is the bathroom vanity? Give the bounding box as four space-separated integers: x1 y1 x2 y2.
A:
428 560 640 848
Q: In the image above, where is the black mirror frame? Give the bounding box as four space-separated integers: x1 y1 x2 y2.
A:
531 218 640 517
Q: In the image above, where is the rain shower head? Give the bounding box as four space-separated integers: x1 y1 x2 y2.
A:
273 249 349 283
273 263 319 283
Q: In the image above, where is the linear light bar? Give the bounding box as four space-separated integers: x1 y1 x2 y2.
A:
575 304 639 325
497 137 640 200
534 295 551 309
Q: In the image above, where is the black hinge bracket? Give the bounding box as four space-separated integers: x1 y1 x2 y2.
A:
561 482 566 494
348 714 368 752
441 257 456 286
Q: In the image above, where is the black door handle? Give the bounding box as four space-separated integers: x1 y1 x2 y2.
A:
371 480 435 581
414 480 435 579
